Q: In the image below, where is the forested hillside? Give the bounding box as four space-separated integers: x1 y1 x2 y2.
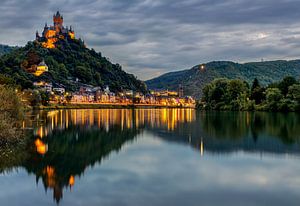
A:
0 39 146 92
146 61 300 97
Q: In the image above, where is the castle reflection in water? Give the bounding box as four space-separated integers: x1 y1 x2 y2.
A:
20 109 194 203
12 109 300 203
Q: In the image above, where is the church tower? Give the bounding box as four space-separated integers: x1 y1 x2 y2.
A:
53 11 63 32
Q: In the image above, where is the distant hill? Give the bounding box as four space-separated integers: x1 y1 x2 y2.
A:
0 44 15 56
145 60 300 97
0 39 146 92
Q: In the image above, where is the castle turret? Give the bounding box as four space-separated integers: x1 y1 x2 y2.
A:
53 11 63 32
36 31 40 40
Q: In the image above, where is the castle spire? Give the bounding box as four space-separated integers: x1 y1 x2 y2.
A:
54 11 63 19
36 30 40 39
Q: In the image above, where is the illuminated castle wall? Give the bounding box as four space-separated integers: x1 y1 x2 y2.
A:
36 11 75 49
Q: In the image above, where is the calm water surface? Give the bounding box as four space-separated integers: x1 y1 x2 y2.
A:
1 109 300 206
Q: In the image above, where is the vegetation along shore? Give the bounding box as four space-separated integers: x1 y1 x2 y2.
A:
197 76 300 112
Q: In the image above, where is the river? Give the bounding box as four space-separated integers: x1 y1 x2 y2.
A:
0 109 300 206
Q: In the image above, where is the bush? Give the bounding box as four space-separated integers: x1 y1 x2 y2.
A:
0 85 23 143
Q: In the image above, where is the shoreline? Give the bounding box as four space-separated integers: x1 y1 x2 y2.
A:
35 103 196 110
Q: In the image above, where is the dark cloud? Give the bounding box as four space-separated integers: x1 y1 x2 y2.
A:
1 0 300 80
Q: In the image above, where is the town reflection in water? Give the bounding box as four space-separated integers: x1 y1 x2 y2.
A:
20 109 194 203
2 109 300 204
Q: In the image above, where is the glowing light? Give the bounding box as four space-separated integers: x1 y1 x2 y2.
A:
69 175 75 187
200 65 205 71
200 139 204 156
35 139 48 155
43 166 56 187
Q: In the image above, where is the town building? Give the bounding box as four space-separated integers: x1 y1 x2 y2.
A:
33 81 52 92
34 60 49 76
53 87 65 94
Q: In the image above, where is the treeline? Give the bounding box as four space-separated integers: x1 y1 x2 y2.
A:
197 76 300 112
0 44 16 56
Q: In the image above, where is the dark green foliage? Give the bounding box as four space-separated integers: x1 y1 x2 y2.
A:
265 88 283 111
288 84 300 103
251 78 260 91
146 61 300 97
0 40 146 93
250 78 265 104
75 66 93 83
40 91 50 106
0 74 16 86
199 76 300 112
201 78 250 111
0 44 16 56
278 76 297 96
27 90 42 106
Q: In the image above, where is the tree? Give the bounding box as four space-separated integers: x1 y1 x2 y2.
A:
251 78 260 91
0 85 23 119
26 49 41 66
227 79 248 101
266 88 283 111
288 84 300 103
210 78 228 103
94 72 102 85
58 64 69 78
0 74 15 86
278 76 297 96
75 66 92 83
0 85 23 142
40 91 50 106
24 90 42 106
201 78 251 110
250 78 265 104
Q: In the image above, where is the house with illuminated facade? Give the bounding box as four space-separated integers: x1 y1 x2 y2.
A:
34 60 48 76
36 11 75 48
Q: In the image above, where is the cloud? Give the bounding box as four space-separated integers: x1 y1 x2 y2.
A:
1 0 300 80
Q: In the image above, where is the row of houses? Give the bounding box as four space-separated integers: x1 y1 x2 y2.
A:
33 81 195 106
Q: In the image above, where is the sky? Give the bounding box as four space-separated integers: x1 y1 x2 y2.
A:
1 0 300 80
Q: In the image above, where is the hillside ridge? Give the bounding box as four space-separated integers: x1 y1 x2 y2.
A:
146 60 300 97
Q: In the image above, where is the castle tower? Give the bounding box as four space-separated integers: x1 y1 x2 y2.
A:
53 11 63 32
37 11 76 48
36 31 40 40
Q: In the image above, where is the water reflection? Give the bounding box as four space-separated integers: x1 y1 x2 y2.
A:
151 111 300 155
23 109 195 138
1 109 300 204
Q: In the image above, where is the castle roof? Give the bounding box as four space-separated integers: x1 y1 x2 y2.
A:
38 60 48 67
54 11 63 18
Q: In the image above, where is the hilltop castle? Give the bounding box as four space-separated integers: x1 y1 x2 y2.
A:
36 11 75 48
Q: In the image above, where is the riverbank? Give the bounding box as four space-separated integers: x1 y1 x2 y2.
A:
35 103 196 110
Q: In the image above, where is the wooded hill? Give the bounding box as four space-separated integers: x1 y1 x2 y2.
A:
146 61 300 97
0 39 146 92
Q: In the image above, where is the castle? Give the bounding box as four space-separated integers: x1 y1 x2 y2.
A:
36 11 75 49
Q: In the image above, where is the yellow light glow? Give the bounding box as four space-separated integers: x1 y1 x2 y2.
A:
35 139 48 155
69 175 75 186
